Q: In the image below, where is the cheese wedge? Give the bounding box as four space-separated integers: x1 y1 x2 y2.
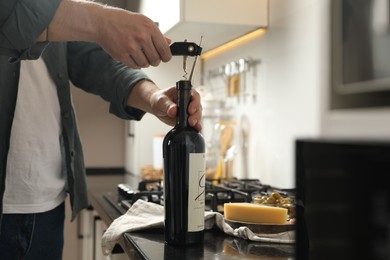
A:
224 202 288 224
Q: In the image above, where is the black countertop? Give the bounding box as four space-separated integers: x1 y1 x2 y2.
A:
87 174 296 260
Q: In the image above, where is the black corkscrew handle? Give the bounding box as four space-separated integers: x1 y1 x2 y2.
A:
170 42 203 56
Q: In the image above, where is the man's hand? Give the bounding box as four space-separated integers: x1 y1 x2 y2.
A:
95 9 172 69
41 0 172 69
128 81 203 132
150 86 203 132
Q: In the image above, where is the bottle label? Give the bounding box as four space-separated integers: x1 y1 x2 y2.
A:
188 153 206 232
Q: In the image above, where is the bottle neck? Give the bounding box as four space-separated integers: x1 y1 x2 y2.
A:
176 80 192 128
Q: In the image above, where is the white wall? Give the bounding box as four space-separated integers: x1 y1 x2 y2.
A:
202 0 390 188
71 86 125 168
202 0 327 188
124 0 390 187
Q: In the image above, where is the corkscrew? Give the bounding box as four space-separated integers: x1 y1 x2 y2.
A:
169 37 203 83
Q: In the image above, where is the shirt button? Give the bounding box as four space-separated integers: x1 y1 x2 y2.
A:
70 151 75 157
57 73 64 79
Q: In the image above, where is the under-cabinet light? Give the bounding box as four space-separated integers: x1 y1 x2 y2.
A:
201 28 266 60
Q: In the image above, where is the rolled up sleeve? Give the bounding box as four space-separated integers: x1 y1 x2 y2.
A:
0 0 61 60
67 42 149 121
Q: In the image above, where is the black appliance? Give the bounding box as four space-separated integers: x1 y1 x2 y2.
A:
331 0 390 109
295 139 390 260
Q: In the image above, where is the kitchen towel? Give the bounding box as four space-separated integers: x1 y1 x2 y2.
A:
101 199 295 256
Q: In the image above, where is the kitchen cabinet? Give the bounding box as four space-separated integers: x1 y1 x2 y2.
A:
139 0 268 51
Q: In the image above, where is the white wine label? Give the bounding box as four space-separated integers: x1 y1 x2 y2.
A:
188 153 206 232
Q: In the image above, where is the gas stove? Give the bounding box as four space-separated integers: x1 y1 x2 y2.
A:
97 175 296 259
105 177 295 215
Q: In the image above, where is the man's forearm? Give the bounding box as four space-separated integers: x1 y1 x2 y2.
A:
38 0 103 42
37 0 171 68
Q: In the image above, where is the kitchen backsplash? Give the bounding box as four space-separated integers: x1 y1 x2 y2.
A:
200 0 390 188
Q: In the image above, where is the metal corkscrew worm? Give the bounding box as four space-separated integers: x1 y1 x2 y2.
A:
169 37 203 82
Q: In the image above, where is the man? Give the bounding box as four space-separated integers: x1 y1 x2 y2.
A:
0 0 203 259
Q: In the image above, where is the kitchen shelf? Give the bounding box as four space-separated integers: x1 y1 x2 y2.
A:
203 57 261 104
139 0 268 51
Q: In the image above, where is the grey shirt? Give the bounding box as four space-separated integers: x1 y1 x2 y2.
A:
0 0 149 221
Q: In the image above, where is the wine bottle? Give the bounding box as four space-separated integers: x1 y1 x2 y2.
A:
163 80 206 245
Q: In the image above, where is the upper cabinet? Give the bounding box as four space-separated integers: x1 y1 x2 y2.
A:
139 0 268 51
